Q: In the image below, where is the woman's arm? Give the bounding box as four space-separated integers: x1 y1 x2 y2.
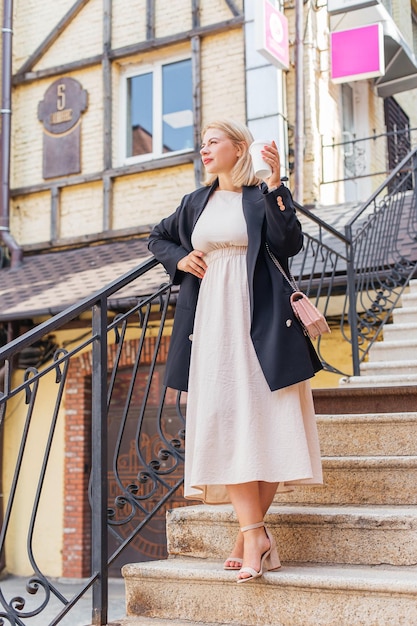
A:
263 185 303 258
148 193 207 283
148 209 190 284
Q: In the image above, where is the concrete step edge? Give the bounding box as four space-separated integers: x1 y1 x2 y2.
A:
361 359 417 370
122 558 417 594
167 503 417 527
317 412 417 423
371 339 417 348
384 322 417 330
321 455 417 468
114 616 229 626
341 375 417 386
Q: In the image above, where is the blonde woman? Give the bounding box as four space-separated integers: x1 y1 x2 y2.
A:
148 119 323 582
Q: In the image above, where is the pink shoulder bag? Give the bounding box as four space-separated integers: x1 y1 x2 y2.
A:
266 243 331 340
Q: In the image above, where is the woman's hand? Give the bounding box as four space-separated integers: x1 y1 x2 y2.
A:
261 140 282 189
177 250 207 279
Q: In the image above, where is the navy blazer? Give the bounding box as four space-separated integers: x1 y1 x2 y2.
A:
148 180 322 391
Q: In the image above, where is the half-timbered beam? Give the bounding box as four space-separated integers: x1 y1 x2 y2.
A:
15 0 92 77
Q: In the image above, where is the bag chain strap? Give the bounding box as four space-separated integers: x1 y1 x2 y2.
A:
265 242 299 293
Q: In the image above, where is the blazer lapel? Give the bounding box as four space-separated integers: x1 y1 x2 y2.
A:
192 180 218 230
242 186 265 290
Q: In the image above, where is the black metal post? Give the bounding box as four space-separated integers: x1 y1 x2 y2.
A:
91 298 109 625
345 225 360 376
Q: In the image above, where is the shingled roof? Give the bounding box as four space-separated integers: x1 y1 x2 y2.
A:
0 238 168 322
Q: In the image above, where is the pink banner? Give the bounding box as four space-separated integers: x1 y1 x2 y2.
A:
331 23 385 82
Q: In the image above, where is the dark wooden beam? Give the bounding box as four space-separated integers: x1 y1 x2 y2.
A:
15 0 92 77
12 16 244 86
108 16 244 61
10 152 197 197
146 0 155 40
223 0 242 17
13 55 103 86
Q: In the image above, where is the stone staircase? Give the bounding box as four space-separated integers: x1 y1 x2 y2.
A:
118 408 417 626
341 278 417 387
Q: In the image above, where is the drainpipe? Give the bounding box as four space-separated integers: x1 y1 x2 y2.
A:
293 0 304 203
1 0 23 268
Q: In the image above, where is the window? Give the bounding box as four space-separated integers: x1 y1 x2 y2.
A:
123 58 194 162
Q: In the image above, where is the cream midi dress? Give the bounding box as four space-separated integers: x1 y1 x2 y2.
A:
184 190 323 504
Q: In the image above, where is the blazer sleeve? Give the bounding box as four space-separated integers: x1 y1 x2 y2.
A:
148 196 192 285
262 184 303 259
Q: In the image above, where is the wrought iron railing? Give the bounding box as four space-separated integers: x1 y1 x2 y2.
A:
321 126 417 186
0 146 416 624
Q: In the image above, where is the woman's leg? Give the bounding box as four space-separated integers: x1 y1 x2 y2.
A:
226 481 278 580
224 481 278 569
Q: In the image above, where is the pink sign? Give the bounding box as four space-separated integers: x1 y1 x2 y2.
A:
331 23 385 82
255 0 289 70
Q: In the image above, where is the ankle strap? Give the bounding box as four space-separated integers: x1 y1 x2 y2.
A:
240 521 265 532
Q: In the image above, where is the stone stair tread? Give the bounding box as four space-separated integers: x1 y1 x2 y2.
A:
384 322 417 329
173 502 417 524
122 558 417 593
318 412 417 421
321 455 417 465
167 503 417 565
114 618 229 626
371 341 417 350
176 500 417 524
361 360 417 367
267 503 417 526
342 374 417 386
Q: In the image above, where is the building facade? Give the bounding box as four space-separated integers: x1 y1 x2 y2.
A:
1 0 417 577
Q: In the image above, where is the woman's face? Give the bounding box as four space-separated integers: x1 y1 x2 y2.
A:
200 128 241 176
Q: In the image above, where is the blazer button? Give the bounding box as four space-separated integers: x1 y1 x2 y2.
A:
189 334 194 341
286 319 292 327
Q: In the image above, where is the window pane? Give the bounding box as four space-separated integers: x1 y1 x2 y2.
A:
162 60 193 153
127 72 153 157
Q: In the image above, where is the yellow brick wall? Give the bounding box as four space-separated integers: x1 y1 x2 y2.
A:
200 0 243 25
60 181 103 237
155 0 193 37
112 0 147 49
112 165 196 230
200 31 245 127
12 0 74 72
10 191 51 245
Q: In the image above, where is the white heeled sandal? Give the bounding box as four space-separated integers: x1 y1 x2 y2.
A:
236 521 281 583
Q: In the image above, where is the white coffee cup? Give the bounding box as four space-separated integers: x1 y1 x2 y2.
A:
249 140 272 179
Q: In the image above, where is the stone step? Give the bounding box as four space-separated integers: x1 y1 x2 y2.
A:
359 359 417 377
317 413 417 456
122 559 417 626
166 505 417 567
392 305 417 324
368 339 417 361
382 322 417 341
112 617 227 626
409 279 417 293
401 292 417 307
276 456 417 505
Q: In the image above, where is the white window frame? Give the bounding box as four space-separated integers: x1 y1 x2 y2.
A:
119 55 194 166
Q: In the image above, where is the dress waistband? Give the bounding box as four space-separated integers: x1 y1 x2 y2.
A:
205 245 247 262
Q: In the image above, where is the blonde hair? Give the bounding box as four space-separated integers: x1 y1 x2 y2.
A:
201 119 261 187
